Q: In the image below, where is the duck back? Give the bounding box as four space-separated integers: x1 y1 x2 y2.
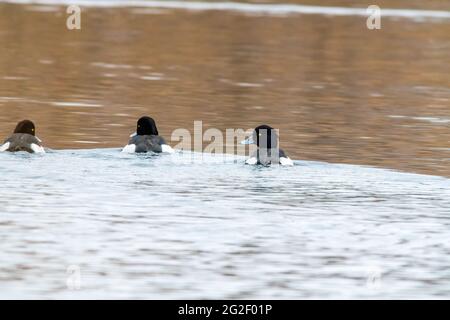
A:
128 135 167 153
3 133 43 153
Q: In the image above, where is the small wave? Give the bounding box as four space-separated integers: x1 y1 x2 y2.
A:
51 101 103 107
2 76 29 80
73 140 100 144
2 0 450 20
91 62 134 69
389 115 450 124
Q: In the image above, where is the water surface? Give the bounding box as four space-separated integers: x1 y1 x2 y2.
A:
1 149 449 299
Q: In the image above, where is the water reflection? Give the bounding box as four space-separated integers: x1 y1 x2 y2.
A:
0 2 449 178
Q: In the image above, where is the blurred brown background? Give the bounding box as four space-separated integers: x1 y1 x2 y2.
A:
0 1 449 176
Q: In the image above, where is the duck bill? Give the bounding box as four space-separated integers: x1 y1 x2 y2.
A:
240 137 254 145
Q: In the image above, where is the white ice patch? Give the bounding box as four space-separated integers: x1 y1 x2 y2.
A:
245 157 258 165
0 142 10 152
280 157 294 166
122 144 136 153
30 143 45 153
161 144 174 153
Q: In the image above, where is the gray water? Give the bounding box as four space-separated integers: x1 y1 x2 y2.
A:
1 149 449 299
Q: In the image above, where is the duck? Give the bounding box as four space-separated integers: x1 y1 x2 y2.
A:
122 116 174 153
0 120 45 153
241 124 293 166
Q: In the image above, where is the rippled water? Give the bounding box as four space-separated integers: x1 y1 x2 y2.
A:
1 1 449 176
1 0 450 299
1 149 449 299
